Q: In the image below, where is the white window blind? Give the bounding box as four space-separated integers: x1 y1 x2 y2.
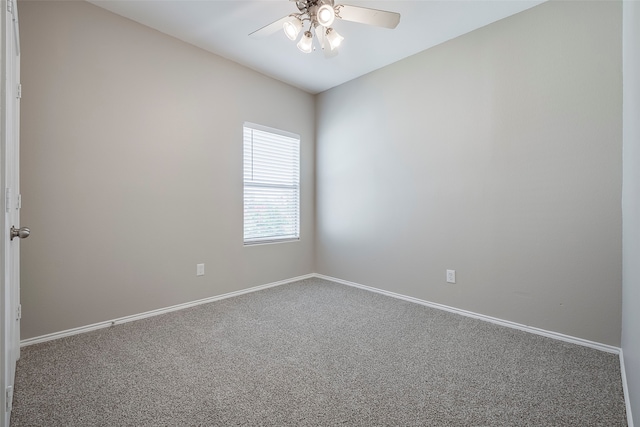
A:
243 123 300 245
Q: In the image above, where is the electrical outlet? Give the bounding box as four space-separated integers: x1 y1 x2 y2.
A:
446 269 456 284
196 263 205 276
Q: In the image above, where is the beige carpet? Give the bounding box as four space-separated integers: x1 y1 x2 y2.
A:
11 278 628 426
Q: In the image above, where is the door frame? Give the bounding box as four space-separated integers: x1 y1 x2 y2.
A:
1 0 8 422
1 0 21 425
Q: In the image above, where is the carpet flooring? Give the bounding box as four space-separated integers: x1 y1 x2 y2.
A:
11 278 627 426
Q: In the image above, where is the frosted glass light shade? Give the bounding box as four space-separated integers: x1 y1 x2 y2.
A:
317 5 335 27
283 17 303 41
297 31 313 53
326 28 344 50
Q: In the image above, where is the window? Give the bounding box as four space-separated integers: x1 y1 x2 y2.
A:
243 122 300 245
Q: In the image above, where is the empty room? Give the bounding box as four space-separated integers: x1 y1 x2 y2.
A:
1 0 638 425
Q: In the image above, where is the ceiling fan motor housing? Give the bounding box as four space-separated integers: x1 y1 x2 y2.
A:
297 0 337 26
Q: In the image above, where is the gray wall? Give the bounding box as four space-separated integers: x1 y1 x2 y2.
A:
622 0 640 421
19 1 315 339
20 0 626 353
316 1 623 346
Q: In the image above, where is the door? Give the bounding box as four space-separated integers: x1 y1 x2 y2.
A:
1 0 22 425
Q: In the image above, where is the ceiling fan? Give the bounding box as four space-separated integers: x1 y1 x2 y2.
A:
249 0 401 57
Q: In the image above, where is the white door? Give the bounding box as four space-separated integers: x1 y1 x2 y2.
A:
1 0 22 425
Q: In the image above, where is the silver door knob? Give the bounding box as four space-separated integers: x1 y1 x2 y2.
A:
10 226 30 241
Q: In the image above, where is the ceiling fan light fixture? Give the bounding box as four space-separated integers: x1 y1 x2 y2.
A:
316 4 335 27
325 28 344 50
297 31 314 53
250 1 400 58
283 16 303 41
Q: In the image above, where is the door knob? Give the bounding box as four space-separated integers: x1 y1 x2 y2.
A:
10 226 30 241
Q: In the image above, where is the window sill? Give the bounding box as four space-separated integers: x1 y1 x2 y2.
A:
244 238 300 247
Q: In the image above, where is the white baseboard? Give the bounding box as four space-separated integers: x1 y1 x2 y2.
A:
620 349 635 427
25 272 622 355
20 273 315 347
21 272 632 423
319 272 633 425
313 273 621 355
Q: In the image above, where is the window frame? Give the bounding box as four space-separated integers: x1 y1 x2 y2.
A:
243 122 300 246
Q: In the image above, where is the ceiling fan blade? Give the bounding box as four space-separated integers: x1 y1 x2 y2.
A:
249 15 290 38
325 47 339 58
314 26 338 59
314 25 326 49
336 4 400 29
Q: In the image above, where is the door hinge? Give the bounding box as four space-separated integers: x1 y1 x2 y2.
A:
17 84 21 100
5 386 12 412
16 304 21 321
5 188 11 213
7 0 12 14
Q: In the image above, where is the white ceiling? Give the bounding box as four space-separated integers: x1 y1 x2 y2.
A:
88 0 545 94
